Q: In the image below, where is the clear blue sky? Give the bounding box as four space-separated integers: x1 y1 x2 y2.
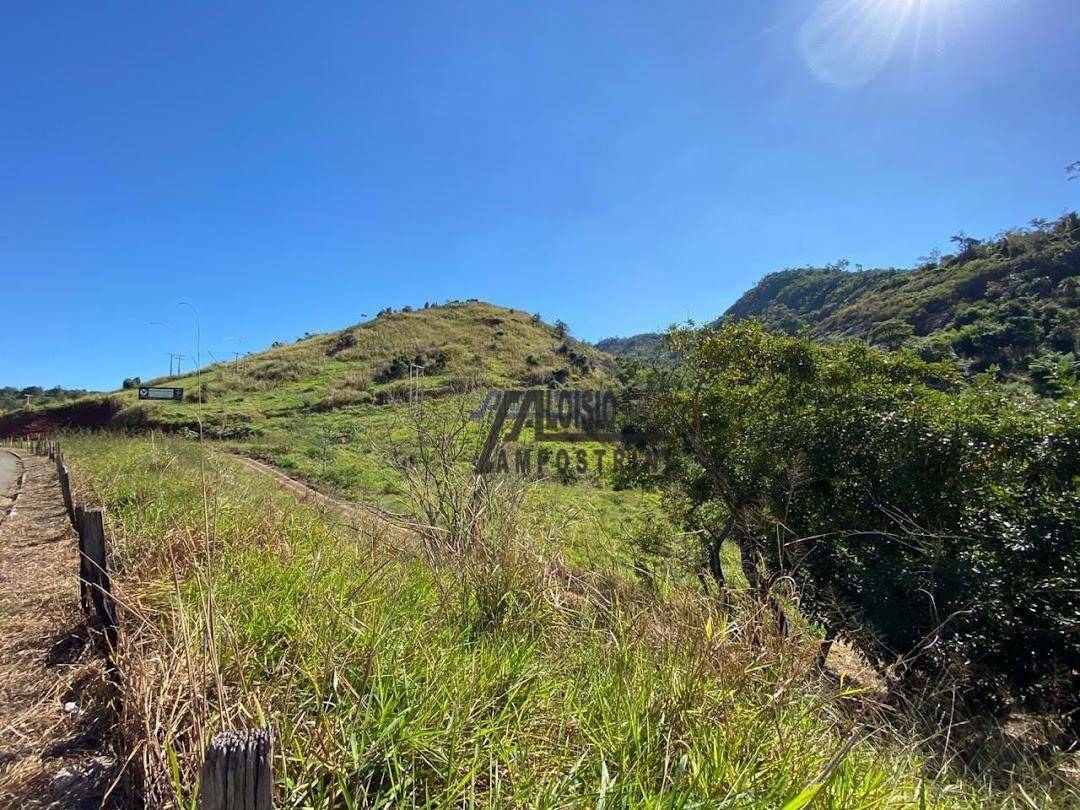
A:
2 0 1077 390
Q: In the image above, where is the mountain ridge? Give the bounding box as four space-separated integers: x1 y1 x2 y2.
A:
597 213 1080 389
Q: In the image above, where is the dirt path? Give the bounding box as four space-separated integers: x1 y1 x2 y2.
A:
0 451 120 808
227 453 416 549
0 452 19 519
228 452 886 692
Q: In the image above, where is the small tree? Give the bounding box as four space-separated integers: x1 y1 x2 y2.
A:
377 397 527 561
642 321 1079 718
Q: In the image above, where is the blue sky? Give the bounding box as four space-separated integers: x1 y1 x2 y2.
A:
2 0 1078 390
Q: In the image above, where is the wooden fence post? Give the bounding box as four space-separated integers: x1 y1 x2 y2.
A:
75 506 90 614
199 728 274 810
77 507 118 647
58 464 76 528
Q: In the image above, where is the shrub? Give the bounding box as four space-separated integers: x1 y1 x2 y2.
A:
327 330 358 356
644 322 1079 720
374 350 449 384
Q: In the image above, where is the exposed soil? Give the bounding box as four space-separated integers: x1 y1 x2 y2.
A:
0 451 122 809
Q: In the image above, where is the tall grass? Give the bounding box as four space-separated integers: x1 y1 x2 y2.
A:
62 432 1072 808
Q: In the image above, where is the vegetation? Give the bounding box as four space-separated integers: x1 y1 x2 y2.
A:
4 224 1078 805
0 384 95 412
0 301 615 511
600 213 1080 391
61 431 1075 808
595 334 668 363
726 214 1080 385
635 321 1079 729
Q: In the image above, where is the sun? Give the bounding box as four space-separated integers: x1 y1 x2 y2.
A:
799 0 968 88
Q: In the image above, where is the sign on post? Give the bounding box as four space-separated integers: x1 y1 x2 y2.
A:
138 387 184 401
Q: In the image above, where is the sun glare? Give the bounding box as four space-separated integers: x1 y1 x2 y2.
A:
799 0 966 88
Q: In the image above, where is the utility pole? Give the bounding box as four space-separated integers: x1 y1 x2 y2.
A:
168 353 184 376
409 363 424 406
24 394 32 408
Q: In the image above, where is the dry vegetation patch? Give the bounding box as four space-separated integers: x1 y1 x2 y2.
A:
0 452 121 808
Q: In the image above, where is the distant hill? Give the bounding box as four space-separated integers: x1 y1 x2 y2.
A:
594 334 666 362
599 213 1080 390
0 386 96 414
0 300 615 438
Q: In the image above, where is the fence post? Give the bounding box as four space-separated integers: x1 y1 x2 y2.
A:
199 727 274 810
77 507 118 647
75 506 90 614
58 464 76 528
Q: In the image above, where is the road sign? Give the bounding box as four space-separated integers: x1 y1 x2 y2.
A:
138 387 184 401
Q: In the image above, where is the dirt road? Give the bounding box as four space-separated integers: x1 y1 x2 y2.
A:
227 453 416 551
0 452 19 518
0 451 120 808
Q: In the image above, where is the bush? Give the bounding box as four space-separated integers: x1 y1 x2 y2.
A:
644 322 1079 720
374 350 449 384
327 330 358 356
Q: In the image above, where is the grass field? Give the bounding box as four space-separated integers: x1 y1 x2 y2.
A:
60 431 1074 809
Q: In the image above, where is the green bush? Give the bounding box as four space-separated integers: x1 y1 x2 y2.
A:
644 322 1079 720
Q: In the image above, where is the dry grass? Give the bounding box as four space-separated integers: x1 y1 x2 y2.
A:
0 451 122 808
57 433 1080 808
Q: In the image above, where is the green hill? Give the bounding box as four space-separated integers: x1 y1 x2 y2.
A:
599 213 1080 391
594 333 666 362
2 301 611 428
0 300 617 507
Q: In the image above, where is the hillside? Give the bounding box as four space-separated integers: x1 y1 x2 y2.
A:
4 257 1076 806
1 301 611 432
172 298 610 404
0 300 617 508
594 333 666 362
0 385 96 413
599 213 1080 390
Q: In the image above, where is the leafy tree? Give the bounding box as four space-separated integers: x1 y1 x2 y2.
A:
0 385 93 412
642 322 1079 720
868 318 914 350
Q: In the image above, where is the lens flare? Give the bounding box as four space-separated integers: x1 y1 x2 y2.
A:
799 0 959 88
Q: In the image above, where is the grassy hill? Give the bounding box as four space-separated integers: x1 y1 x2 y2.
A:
1 300 622 514
599 213 1080 390
154 298 612 415
1 300 612 436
